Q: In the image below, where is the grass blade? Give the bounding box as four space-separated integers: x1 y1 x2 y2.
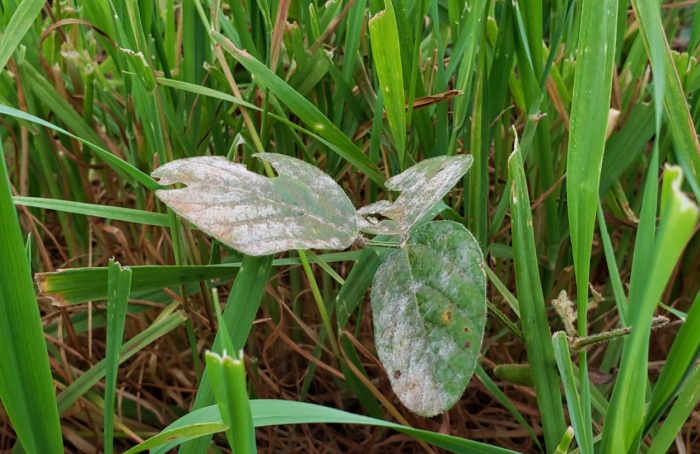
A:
206 349 256 453
14 196 169 226
368 0 405 166
508 133 567 451
565 1 618 447
0 0 44 72
36 265 239 306
0 135 63 451
552 332 593 453
0 104 158 191
104 260 132 453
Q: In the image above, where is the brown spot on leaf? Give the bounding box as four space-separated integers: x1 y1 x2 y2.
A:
464 327 469 333
394 370 402 379
446 311 452 320
464 341 471 349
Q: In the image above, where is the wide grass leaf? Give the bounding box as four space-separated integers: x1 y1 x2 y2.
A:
127 399 517 454
153 154 358 255
0 0 44 72
371 221 486 416
357 155 473 236
368 0 406 166
0 139 63 451
508 135 567 449
36 265 239 306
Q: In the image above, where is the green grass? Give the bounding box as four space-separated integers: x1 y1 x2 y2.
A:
0 0 699 452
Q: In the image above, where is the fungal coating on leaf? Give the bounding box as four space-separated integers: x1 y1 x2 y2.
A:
371 221 486 417
357 155 473 235
152 154 359 256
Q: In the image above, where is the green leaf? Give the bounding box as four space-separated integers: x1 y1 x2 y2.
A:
104 260 132 454
357 155 473 236
153 154 358 255
552 332 594 454
368 0 406 166
13 196 169 226
36 265 239 306
508 133 567 449
0 126 63 453
371 221 486 416
206 350 256 454
178 255 273 453
0 0 44 72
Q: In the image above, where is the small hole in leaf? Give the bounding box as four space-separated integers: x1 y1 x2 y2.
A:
394 370 402 379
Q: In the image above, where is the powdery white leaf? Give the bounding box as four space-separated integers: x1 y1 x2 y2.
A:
357 155 473 235
152 154 358 256
371 221 486 417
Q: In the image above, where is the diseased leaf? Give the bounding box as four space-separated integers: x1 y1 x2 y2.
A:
152 154 358 256
357 155 473 235
371 221 486 416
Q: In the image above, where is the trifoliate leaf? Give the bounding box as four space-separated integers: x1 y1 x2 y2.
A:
152 154 358 256
357 155 472 235
371 221 486 416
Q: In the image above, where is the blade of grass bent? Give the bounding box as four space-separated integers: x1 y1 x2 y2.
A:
211 31 385 187
508 134 566 452
104 260 132 454
129 400 521 454
0 139 63 452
